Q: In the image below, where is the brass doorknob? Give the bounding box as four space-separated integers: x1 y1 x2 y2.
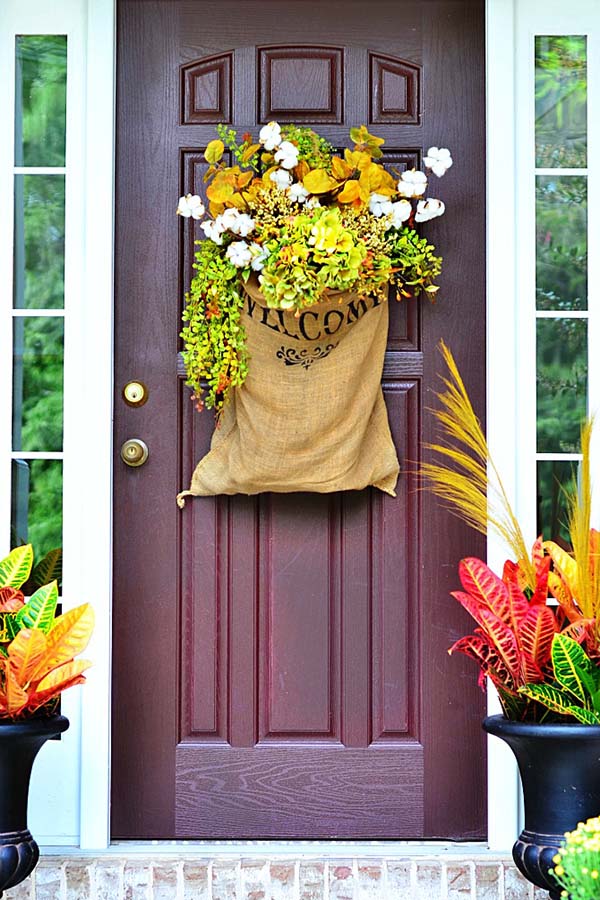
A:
120 438 149 467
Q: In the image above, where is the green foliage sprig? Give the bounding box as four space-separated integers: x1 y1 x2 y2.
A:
180 240 248 414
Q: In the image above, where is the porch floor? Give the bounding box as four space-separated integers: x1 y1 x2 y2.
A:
4 854 549 899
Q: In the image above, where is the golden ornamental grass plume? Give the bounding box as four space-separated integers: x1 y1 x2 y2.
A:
565 420 600 620
421 341 535 587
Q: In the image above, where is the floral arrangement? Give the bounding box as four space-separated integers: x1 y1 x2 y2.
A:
422 343 600 722
176 122 452 415
551 817 600 899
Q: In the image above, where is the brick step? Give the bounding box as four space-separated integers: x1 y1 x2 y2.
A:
4 856 549 899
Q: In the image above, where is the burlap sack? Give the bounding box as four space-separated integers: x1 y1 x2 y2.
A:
177 279 399 503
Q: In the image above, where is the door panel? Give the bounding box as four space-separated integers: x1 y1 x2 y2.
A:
113 0 486 840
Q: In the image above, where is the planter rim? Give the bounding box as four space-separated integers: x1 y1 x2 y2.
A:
0 714 69 740
483 713 600 740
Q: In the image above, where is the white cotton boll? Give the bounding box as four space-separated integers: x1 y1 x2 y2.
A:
386 199 412 229
219 207 241 230
259 121 282 151
369 193 393 217
226 240 253 268
274 140 300 170
233 214 255 237
200 220 225 244
305 197 321 209
176 194 205 219
414 199 445 222
423 147 453 177
270 168 293 190
289 182 310 204
397 170 428 198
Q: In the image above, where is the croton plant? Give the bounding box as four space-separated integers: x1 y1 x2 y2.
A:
176 122 452 415
0 544 93 720
424 342 600 723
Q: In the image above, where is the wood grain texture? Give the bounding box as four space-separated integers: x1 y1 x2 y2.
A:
113 0 486 841
175 745 424 838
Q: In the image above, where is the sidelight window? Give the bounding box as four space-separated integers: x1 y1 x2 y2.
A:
534 35 589 543
10 35 67 574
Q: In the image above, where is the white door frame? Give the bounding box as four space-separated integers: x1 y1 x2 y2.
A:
4 0 570 852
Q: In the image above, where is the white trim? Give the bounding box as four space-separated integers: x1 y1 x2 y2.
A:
76 0 115 851
13 167 67 175
485 0 520 853
11 309 66 317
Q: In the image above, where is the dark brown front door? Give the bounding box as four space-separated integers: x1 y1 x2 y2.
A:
112 0 486 840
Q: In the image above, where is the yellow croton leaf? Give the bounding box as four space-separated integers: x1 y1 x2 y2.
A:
34 659 92 695
29 603 95 682
204 139 225 165
303 168 338 194
7 628 47 685
544 541 579 595
337 180 362 203
350 125 385 158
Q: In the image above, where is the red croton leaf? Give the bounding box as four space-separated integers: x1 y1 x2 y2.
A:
519 604 557 668
459 557 528 629
0 587 25 613
449 632 515 693
530 537 551 604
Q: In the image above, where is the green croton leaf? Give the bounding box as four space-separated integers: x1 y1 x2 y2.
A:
0 545 33 590
16 581 59 634
551 634 596 703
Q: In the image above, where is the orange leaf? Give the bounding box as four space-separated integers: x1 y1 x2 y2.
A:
7 629 47 685
5 666 27 716
0 587 24 613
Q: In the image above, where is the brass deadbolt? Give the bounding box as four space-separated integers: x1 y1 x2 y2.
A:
123 381 148 407
120 438 149 467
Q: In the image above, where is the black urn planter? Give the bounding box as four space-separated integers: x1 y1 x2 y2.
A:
0 715 69 897
484 714 600 900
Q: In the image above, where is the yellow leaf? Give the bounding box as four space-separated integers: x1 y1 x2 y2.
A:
303 169 337 194
237 171 254 189
544 541 579 596
204 139 224 165
331 156 353 180
241 143 261 164
337 180 361 203
206 182 234 203
227 193 247 210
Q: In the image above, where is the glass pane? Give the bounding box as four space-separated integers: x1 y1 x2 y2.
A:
535 36 587 168
15 35 67 167
12 317 64 452
537 318 587 453
13 174 65 309
536 175 587 311
11 459 63 563
537 460 577 545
